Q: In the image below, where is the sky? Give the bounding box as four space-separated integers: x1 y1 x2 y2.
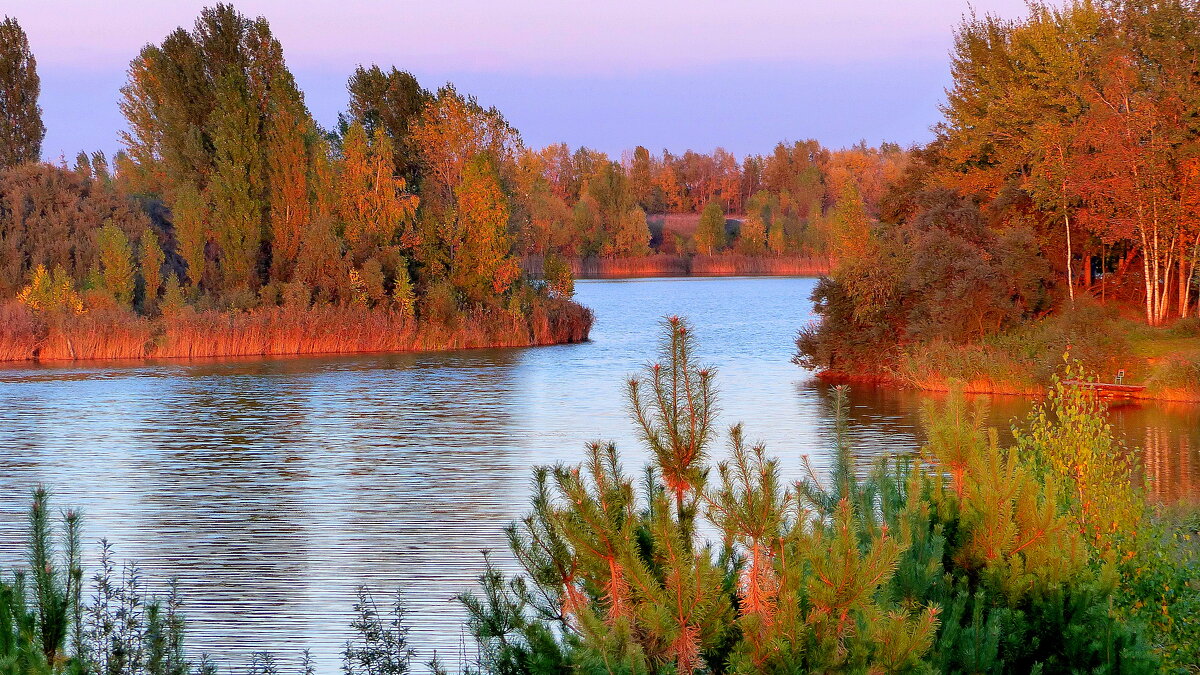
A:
6 0 1033 162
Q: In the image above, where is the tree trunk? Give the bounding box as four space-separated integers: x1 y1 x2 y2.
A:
1065 209 1075 303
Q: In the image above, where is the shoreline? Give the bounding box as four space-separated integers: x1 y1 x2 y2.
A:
815 369 1200 404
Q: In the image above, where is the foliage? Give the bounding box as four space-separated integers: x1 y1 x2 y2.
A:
97 223 136 307
139 230 164 311
0 16 43 169
693 201 726 255
0 163 151 299
18 266 83 315
343 588 415 675
452 321 1200 674
540 252 574 300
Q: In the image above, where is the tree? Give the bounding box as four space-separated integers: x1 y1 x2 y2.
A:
346 65 429 187
829 181 870 259
140 229 165 309
694 200 727 254
542 250 574 298
737 215 767 255
97 222 136 306
0 17 44 169
606 206 650 257
172 182 208 289
628 145 655 210
338 121 418 261
265 87 311 283
207 72 266 294
0 163 150 297
410 85 520 209
451 154 519 302
118 4 310 298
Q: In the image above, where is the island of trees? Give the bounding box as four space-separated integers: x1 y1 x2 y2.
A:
0 6 602 362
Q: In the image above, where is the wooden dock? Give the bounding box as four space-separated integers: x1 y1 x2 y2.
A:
1063 379 1146 397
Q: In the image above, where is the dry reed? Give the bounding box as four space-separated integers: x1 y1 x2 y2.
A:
521 254 831 279
0 298 593 363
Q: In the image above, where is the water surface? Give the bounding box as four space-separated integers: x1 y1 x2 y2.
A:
0 277 1196 669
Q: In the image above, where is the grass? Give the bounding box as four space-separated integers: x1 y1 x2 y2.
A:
879 303 1200 402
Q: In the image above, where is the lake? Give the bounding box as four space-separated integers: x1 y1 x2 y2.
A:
1 276 1197 670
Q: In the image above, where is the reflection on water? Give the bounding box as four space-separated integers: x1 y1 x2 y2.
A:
0 277 1196 670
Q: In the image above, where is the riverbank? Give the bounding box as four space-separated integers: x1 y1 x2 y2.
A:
0 298 593 362
521 253 830 279
810 316 1200 404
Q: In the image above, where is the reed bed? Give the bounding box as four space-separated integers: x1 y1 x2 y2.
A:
0 302 40 361
521 254 830 279
690 254 831 276
0 298 593 363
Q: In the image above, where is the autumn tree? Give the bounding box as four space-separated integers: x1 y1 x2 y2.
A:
0 17 44 169
119 4 309 297
627 145 655 210
737 215 766 255
450 154 519 302
411 85 520 209
0 163 150 297
265 86 312 282
338 121 418 261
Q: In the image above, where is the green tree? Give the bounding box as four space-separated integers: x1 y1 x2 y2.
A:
606 206 650 257
118 4 309 299
737 215 767 255
346 65 430 187
208 72 266 294
160 272 186 315
140 229 165 309
97 222 136 306
0 17 44 169
173 181 208 289
694 200 727 254
542 250 574 298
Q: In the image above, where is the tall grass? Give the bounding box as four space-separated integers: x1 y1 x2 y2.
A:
521 253 830 279
0 302 41 361
690 253 830 276
0 298 593 363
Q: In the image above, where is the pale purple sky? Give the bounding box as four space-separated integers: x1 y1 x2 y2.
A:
7 0 1031 161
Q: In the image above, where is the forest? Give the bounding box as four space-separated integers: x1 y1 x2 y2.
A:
0 3 902 363
797 0 1200 401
